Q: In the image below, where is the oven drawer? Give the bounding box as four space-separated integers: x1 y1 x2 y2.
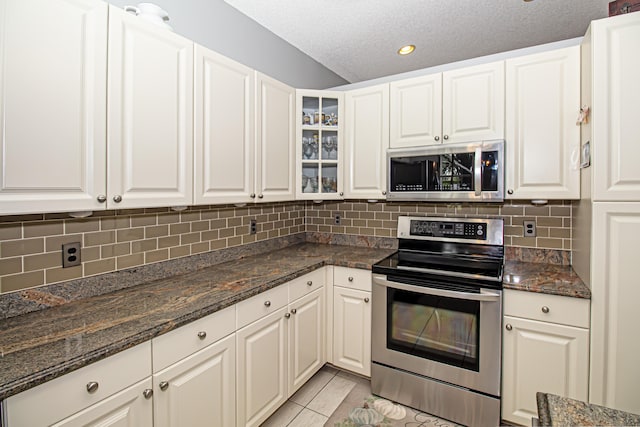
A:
334 266 371 292
503 289 590 328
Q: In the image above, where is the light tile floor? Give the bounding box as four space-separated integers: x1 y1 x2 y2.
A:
261 364 369 427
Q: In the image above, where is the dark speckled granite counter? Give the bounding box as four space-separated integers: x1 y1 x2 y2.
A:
503 260 591 299
537 392 640 426
0 242 394 401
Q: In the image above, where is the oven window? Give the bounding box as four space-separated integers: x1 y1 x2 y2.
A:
387 288 480 371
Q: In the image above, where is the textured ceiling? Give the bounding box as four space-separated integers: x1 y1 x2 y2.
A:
223 0 610 83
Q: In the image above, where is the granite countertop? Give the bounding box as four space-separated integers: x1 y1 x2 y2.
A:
503 260 591 299
537 392 640 426
0 242 394 401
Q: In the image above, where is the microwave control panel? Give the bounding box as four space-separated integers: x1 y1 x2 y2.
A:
409 219 487 240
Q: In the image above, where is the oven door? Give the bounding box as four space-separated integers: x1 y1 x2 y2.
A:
372 274 502 397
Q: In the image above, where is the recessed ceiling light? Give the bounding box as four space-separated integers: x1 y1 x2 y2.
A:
397 45 416 56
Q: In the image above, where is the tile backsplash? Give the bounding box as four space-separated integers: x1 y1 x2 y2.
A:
0 199 571 294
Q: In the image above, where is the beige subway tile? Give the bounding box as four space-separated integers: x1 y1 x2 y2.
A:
101 242 130 258
350 219 365 227
158 235 180 248
235 207 249 216
549 228 571 238
210 219 227 229
82 246 101 262
306 224 319 232
190 242 209 254
510 216 535 226
23 221 64 238
511 236 537 247
382 204 401 212
117 227 145 243
2 238 44 257
210 240 226 250
536 227 550 238
504 225 523 236
360 227 375 236
144 207 168 214
201 210 219 220
376 228 392 237
201 230 219 241
191 220 210 232
132 239 157 253
344 211 359 219
563 217 572 227
318 210 331 218
65 218 100 234
318 225 331 232
262 222 274 231
503 236 512 245
345 227 360 234
242 234 257 244
145 225 169 239
131 215 157 227
435 206 456 214
218 209 235 219
227 217 242 227
366 220 383 228
0 257 22 275
170 223 190 235
550 206 571 217
536 217 563 227
84 230 116 247
116 253 144 270
227 236 242 247
382 220 396 229
219 228 234 238
84 258 116 276
358 211 374 219
332 226 345 233
267 229 279 239
284 219 294 227
45 234 84 252
101 217 131 230
170 245 191 259
536 238 564 249
46 265 82 284
352 203 367 210
24 252 60 271
180 211 200 222
181 232 201 245
1 271 44 293
501 205 524 216
478 206 501 215
455 205 477 215
525 206 550 216
145 248 169 263
157 213 180 225
374 212 391 221
0 223 22 240
563 239 572 250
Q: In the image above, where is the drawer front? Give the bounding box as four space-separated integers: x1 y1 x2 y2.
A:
152 305 236 372
334 266 372 292
289 268 325 302
5 341 151 427
236 284 289 329
504 289 590 328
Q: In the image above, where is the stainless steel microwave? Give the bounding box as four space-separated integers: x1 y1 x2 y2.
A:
387 140 504 202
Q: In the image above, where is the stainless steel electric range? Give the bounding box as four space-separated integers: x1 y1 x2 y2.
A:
371 215 504 427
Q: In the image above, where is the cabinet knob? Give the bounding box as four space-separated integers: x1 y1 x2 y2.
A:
307 280 313 286
258 194 264 199
250 193 256 199
197 331 207 340
382 190 387 195
443 135 449 140
348 277 354 282
86 381 99 394
507 189 514 195
285 312 291 318
113 195 122 203
434 136 440 142
541 306 550 314
143 389 153 399
159 381 169 391
339 192 344 196
364 297 370 303
264 300 271 307
505 324 513 331
291 308 297 314
97 195 107 203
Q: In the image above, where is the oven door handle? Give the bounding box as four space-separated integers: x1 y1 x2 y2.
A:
372 274 501 302
396 265 502 283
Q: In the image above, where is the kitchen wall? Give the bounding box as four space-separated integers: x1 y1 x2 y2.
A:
105 0 347 89
0 200 571 294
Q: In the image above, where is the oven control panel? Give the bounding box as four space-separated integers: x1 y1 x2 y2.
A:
397 216 504 245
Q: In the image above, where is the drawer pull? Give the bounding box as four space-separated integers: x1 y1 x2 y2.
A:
307 280 313 286
364 297 370 303
541 306 550 314
264 301 271 307
505 324 513 331
86 382 99 394
348 277 354 282
143 389 153 399
159 381 169 391
197 331 207 339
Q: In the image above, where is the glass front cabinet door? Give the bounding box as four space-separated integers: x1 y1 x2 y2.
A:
296 90 344 200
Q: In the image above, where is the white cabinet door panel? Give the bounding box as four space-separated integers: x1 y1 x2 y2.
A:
107 6 193 209
332 286 371 377
0 0 107 214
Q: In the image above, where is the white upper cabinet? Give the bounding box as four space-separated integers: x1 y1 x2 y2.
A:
0 0 108 215
587 13 640 201
344 84 389 199
442 61 505 144
107 6 193 209
194 45 255 205
390 74 442 148
255 73 296 203
505 46 581 199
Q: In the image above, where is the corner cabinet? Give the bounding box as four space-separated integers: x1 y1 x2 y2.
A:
502 290 590 426
255 73 296 203
296 90 344 200
505 46 580 199
0 0 108 215
345 84 389 200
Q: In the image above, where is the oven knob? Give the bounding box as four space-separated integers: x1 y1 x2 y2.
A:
477 229 483 236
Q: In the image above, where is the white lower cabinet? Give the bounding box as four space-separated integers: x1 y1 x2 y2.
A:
502 290 590 426
153 334 236 427
332 285 371 377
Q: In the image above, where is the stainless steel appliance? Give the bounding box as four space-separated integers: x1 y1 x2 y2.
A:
371 216 504 427
387 140 504 202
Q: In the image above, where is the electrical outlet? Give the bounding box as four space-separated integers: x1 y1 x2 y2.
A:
523 220 536 237
62 242 82 268
334 213 341 225
250 219 257 235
